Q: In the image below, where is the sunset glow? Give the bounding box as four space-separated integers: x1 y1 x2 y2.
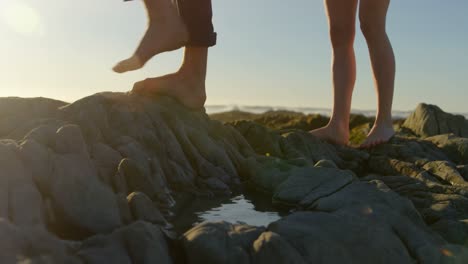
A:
2 2 44 36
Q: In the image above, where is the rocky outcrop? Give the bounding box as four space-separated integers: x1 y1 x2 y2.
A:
0 94 467 263
403 103 468 138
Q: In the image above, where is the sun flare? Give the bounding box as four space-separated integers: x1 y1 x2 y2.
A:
2 2 44 36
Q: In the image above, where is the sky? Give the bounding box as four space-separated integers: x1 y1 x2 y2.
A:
0 0 467 113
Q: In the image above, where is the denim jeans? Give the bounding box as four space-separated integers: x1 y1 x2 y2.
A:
124 0 216 47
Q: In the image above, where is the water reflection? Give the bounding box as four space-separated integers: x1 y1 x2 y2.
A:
172 192 285 234
195 195 280 226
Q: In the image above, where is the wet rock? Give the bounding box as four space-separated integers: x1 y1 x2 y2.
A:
182 221 265 264
403 103 468 138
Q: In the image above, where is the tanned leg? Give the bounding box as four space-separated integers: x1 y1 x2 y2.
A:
113 0 189 73
131 47 208 109
310 0 358 146
359 0 396 148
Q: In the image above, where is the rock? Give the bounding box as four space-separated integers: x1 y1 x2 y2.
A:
0 97 66 138
127 192 167 226
210 110 260 123
426 134 468 164
349 123 371 145
0 219 79 263
279 131 343 166
47 126 122 237
50 152 122 238
402 103 468 138
268 212 414 264
78 221 171 264
254 111 328 131
182 221 265 264
431 219 468 246
54 124 89 156
422 160 467 186
233 121 284 158
273 166 355 207
247 157 299 193
91 142 123 185
314 159 338 169
251 231 306 264
458 165 468 181
119 158 172 205
2 93 468 262
0 142 44 227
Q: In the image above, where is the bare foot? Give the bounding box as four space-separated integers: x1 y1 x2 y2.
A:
131 72 206 110
360 123 395 148
113 3 189 73
309 123 350 146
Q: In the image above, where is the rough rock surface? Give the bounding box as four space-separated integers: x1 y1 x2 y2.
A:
0 93 467 263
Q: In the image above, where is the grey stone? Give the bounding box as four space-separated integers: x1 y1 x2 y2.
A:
273 166 355 207
127 192 167 226
422 161 467 186
183 221 265 264
426 134 468 164
268 212 414 264
0 142 44 227
50 152 121 236
403 103 468 138
0 219 79 263
78 221 171 264
252 231 306 264
431 219 468 246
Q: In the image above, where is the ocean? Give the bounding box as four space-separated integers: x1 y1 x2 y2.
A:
205 105 468 119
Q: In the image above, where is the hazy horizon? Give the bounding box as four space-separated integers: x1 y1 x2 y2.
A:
1 0 467 113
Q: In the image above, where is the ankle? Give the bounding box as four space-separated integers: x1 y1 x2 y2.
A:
373 117 393 128
327 119 349 131
179 48 208 81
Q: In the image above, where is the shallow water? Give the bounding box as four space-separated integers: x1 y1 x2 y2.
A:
172 193 285 234
194 195 281 227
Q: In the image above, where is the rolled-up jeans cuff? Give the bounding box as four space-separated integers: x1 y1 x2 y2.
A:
186 32 217 47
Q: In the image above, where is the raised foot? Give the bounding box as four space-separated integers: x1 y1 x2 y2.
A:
113 4 189 73
309 124 350 146
360 124 395 149
131 72 207 110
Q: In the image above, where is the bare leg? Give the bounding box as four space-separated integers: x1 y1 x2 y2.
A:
310 0 358 145
113 0 189 73
131 47 207 109
359 0 396 148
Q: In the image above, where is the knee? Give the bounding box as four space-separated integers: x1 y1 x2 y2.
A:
359 17 386 41
329 24 355 48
